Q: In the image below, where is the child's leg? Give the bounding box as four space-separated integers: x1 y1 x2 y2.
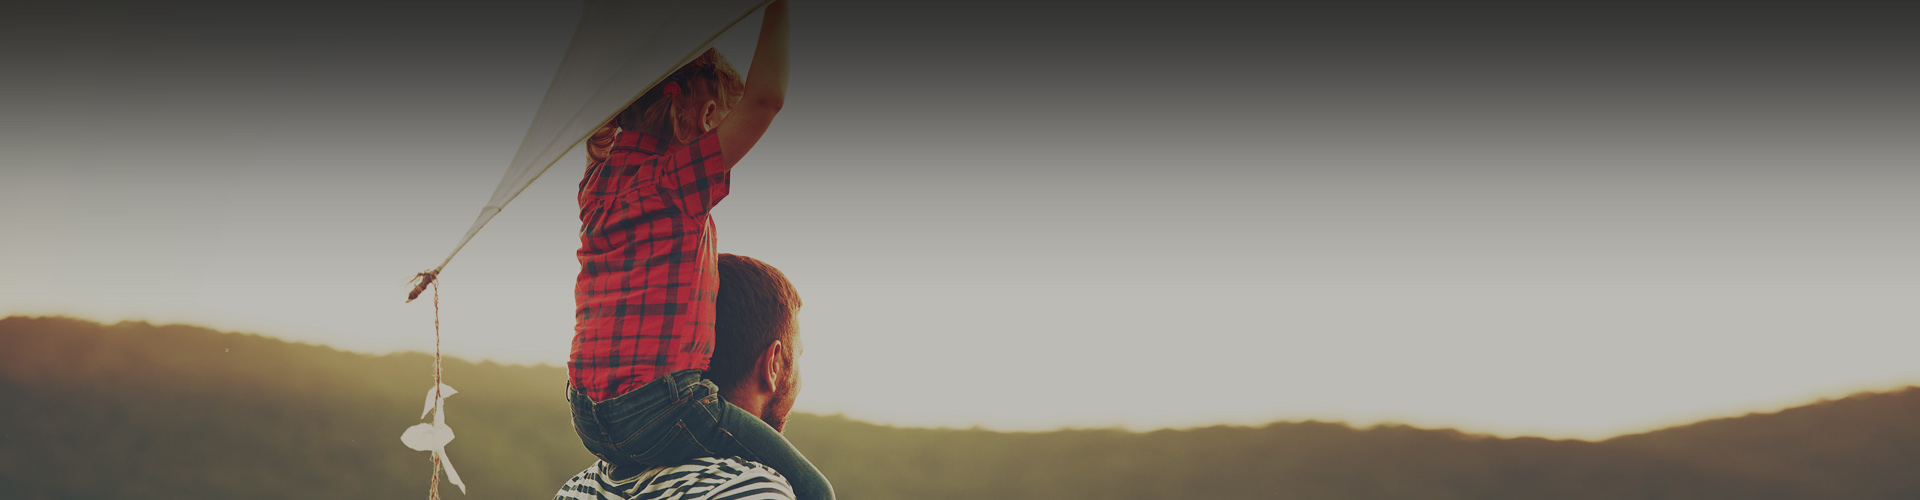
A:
684 388 835 500
568 370 726 478
569 369 833 500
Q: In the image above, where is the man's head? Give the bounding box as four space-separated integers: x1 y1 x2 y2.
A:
707 253 802 431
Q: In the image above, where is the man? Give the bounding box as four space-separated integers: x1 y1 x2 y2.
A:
555 253 814 500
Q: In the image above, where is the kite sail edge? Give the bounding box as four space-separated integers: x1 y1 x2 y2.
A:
424 0 777 276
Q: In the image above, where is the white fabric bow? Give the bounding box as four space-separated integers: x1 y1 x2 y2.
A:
400 383 466 493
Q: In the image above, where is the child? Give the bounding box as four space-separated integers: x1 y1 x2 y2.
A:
567 2 830 499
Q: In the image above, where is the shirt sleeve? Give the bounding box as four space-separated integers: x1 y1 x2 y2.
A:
657 130 731 219
705 467 797 500
553 461 614 500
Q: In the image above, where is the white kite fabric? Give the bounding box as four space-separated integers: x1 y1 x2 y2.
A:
429 0 775 275
401 1 775 496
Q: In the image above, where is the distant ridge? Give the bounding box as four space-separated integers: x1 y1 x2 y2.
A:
4 316 1916 499
1607 386 1920 499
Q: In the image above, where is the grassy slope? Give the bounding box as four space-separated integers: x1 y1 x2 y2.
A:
3 316 1913 499
0 316 590 500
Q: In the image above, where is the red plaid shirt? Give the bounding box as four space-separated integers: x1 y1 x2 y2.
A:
572 128 730 402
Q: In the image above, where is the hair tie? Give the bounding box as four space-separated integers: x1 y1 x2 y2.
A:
662 81 682 99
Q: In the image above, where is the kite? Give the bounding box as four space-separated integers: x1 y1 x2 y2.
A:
402 0 775 496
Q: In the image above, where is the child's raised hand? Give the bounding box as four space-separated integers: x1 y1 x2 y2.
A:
714 0 789 168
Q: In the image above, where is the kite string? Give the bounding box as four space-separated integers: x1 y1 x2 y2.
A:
411 270 445 500
432 273 442 500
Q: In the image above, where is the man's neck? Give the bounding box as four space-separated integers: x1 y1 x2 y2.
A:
725 388 769 420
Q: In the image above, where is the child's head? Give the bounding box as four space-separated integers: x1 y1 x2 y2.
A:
617 49 745 145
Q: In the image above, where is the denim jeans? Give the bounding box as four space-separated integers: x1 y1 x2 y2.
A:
568 369 834 500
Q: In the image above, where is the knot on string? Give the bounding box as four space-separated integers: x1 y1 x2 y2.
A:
407 270 439 303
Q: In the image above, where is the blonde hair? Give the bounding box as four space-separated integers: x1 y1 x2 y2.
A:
617 49 745 145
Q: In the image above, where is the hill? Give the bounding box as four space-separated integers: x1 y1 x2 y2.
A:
1607 387 1920 499
3 316 1916 499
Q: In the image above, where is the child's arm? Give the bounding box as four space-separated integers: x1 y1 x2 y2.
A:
715 0 788 167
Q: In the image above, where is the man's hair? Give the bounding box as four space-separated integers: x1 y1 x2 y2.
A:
708 253 801 394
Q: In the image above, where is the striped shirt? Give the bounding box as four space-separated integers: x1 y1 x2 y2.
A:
554 457 796 500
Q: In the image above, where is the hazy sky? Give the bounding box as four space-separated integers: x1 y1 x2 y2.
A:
3 0 1917 439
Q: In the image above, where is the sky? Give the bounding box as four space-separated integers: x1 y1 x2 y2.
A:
2 0 1917 440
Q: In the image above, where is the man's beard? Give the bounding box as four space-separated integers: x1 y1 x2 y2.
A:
759 367 799 432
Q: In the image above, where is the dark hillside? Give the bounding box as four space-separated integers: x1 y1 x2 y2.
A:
786 415 1806 500
0 316 591 500
1607 387 1920 499
4 316 1916 499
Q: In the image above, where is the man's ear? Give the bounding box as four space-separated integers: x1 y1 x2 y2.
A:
701 100 720 132
759 339 786 393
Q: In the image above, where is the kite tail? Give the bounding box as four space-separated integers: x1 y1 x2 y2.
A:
410 270 446 499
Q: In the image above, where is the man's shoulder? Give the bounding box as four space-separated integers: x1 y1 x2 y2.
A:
555 457 795 500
